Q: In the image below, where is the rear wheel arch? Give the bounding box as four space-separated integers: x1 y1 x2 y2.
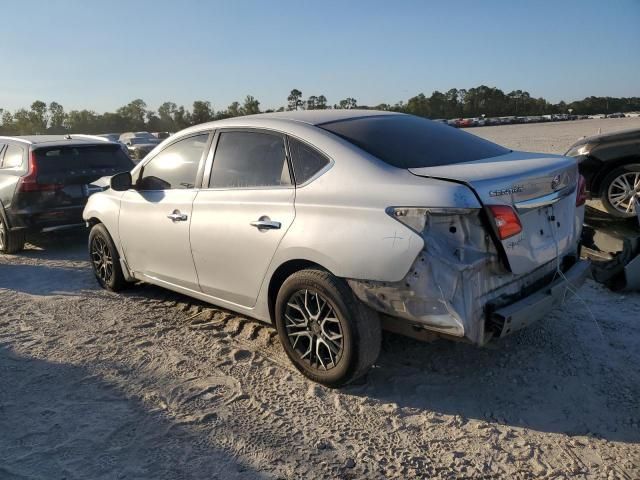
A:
267 259 328 322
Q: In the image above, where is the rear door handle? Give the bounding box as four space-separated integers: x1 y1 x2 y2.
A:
167 210 188 222
250 219 281 230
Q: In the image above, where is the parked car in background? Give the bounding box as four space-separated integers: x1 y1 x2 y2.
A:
84 110 588 386
152 132 171 139
97 133 121 142
0 135 134 253
119 132 161 161
566 128 640 218
607 113 626 119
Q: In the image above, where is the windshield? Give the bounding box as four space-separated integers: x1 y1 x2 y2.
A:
319 114 510 168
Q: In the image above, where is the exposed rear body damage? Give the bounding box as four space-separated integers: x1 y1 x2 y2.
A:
349 152 587 346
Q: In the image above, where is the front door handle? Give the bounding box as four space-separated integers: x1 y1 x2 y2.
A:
250 217 281 230
167 210 188 222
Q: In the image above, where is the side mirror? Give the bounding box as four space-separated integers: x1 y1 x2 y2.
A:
110 171 133 191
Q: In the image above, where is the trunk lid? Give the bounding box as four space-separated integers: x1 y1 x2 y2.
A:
409 151 580 274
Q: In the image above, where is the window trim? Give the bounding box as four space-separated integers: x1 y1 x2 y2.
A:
285 134 334 187
202 127 295 191
135 129 214 192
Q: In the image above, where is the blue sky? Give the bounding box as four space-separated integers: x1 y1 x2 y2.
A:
1 0 638 113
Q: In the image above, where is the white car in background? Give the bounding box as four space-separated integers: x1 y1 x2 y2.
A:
83 111 589 386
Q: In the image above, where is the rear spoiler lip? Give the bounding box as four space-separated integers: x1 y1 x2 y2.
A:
514 185 576 212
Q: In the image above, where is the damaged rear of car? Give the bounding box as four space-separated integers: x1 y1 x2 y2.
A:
320 114 590 346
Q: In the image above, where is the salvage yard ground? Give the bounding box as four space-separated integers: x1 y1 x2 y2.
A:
1 117 639 479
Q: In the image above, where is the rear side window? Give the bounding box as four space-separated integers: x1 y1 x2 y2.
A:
210 131 290 189
319 115 510 168
2 144 25 169
288 138 330 184
34 144 133 174
138 133 208 190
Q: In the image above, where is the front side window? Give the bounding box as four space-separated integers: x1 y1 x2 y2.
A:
138 133 208 190
2 145 25 169
288 138 330 184
209 131 290 188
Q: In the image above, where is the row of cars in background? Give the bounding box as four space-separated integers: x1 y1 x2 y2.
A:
437 112 633 128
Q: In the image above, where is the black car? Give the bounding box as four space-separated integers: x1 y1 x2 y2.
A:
566 128 640 219
0 135 134 253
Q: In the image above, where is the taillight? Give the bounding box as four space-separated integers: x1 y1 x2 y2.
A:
488 205 522 240
16 151 63 193
576 174 587 206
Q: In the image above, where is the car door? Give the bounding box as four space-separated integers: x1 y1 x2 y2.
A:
190 129 295 307
118 131 211 291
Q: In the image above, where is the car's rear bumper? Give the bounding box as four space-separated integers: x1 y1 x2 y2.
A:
8 206 85 233
488 259 591 338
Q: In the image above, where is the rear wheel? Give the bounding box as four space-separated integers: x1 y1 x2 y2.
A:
275 269 381 387
0 215 25 254
89 223 128 291
600 164 640 218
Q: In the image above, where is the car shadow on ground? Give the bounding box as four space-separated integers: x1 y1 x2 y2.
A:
0 345 265 479
345 319 640 444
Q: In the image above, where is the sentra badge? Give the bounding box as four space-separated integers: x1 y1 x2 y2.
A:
489 185 524 197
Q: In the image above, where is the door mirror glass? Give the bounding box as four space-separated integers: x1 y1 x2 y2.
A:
110 171 133 191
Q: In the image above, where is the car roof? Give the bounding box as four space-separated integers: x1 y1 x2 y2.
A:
249 109 400 125
0 134 114 147
174 109 403 138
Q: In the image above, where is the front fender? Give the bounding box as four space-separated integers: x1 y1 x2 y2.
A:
83 190 125 256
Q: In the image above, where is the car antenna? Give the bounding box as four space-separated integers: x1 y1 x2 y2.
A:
64 134 72 140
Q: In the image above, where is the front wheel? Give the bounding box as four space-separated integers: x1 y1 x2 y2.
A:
600 164 640 218
275 269 381 387
88 223 128 291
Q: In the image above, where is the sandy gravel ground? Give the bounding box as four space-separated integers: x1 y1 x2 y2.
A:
1 118 639 479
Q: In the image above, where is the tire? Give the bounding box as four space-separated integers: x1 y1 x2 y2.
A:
88 223 128 292
0 215 25 254
600 163 640 219
274 269 381 388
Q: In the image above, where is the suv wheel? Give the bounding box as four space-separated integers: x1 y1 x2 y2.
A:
601 164 640 218
89 223 128 291
0 215 25 254
275 269 381 387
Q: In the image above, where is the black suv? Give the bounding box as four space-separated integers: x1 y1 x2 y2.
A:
0 135 134 253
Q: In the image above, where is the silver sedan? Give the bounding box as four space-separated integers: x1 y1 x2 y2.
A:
84 110 590 386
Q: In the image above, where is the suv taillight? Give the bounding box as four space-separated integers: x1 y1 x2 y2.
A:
488 205 522 240
576 174 587 206
16 151 63 193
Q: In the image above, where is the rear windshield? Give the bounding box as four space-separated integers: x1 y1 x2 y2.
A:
34 144 134 174
319 114 510 168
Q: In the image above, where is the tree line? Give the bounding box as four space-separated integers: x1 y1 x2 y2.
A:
1 86 639 135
